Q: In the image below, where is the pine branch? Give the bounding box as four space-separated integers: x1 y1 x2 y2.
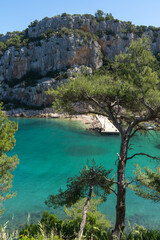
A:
127 153 160 160
125 179 135 187
84 91 123 134
108 187 117 196
130 126 145 138
103 176 118 185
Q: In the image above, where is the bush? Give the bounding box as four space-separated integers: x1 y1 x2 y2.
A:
19 212 63 238
95 10 105 22
0 29 29 55
121 225 160 240
4 70 43 88
40 29 56 39
28 20 39 28
56 27 98 42
19 223 39 238
61 13 71 18
105 13 114 21
20 197 111 240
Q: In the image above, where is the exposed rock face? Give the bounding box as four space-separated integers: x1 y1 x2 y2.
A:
0 78 57 107
0 14 160 109
0 35 102 81
27 15 160 57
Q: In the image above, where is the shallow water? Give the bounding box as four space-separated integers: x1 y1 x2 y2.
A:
0 118 160 230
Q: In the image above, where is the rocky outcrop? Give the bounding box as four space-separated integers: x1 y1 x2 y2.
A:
1 15 160 82
5 107 56 118
0 34 102 81
0 66 92 107
0 77 56 107
0 14 160 110
27 15 160 57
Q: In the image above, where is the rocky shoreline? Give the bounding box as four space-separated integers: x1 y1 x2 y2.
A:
6 108 120 134
6 107 102 132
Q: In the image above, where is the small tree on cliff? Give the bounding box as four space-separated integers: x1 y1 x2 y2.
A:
48 36 160 240
0 104 19 214
45 162 114 240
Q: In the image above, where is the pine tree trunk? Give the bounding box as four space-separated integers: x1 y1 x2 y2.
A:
77 183 93 240
111 134 129 240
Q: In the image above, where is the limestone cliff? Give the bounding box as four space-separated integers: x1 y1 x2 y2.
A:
0 13 160 109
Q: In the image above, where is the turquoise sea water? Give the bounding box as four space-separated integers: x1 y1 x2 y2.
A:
0 118 160 230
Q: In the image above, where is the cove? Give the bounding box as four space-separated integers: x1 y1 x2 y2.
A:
0 118 159 230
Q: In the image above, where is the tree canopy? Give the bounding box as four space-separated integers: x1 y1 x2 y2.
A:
0 104 19 214
45 162 114 239
45 163 114 208
130 165 160 202
50 36 160 135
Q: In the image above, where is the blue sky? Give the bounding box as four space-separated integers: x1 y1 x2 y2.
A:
1 0 160 34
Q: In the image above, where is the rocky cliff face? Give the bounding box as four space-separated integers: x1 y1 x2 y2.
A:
0 34 102 81
0 78 56 107
27 15 160 57
0 14 160 109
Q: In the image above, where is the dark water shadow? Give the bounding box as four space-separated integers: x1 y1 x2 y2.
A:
66 145 107 157
155 144 160 149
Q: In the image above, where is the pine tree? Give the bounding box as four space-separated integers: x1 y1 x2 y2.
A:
48 36 160 240
45 162 114 240
0 104 19 214
130 165 160 202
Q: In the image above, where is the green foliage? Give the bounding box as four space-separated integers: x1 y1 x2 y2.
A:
21 236 63 240
48 36 160 238
114 36 160 113
121 22 160 38
20 223 39 238
0 104 19 214
20 198 111 240
93 56 114 74
0 29 29 56
134 25 147 37
28 20 39 28
121 22 148 36
40 211 63 235
96 29 116 38
130 165 160 202
82 14 96 21
40 29 56 39
19 215 160 240
62 215 110 240
46 70 69 80
61 13 71 18
49 36 160 121
56 27 98 41
95 10 114 22
155 53 160 65
121 225 160 240
4 68 68 90
5 70 43 88
105 13 114 21
62 197 111 239
45 162 113 208
148 25 160 32
47 73 112 114
42 17 50 21
1 98 47 111
20 212 63 238
95 10 105 22
0 41 6 56
64 197 111 229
